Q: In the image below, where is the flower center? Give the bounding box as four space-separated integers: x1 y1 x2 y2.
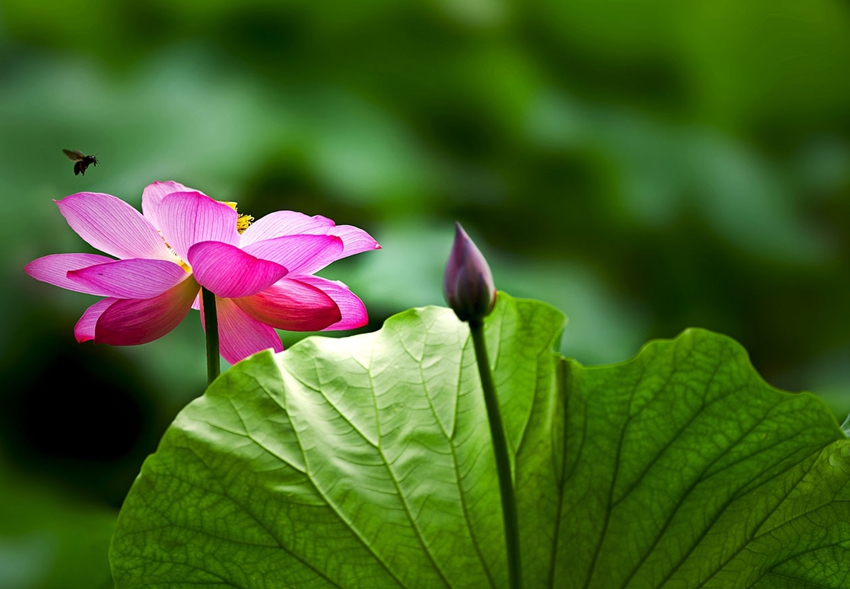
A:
159 200 254 274
158 236 191 271
222 201 254 234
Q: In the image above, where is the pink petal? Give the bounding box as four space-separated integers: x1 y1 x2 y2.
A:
187 241 288 298
67 258 189 299
232 278 341 331
240 212 381 260
157 191 239 262
75 298 117 342
294 276 368 330
142 181 199 230
25 253 115 295
239 211 335 246
94 276 199 345
205 297 283 365
242 234 344 275
56 193 173 261
327 225 382 258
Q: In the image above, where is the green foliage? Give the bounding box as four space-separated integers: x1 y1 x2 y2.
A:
0 456 115 589
110 294 850 588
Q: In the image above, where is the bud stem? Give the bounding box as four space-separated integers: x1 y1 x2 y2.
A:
202 287 220 385
469 318 522 589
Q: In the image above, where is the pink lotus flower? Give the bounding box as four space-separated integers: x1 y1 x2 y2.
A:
25 181 380 364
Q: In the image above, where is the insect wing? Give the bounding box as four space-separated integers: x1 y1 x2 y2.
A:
63 149 85 162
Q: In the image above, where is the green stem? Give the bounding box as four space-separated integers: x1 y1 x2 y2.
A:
469 319 522 589
202 288 220 385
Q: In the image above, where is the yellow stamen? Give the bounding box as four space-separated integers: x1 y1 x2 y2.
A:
156 234 191 271
221 201 253 234
236 214 253 234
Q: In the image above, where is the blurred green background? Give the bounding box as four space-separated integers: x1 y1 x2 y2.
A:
1 0 849 586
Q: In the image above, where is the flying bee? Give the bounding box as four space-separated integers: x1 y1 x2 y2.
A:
63 149 99 176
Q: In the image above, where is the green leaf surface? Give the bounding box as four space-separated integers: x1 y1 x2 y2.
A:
110 294 850 588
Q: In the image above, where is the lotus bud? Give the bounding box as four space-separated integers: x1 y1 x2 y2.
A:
444 222 497 322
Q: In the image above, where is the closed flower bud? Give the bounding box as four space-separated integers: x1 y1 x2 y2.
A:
444 222 496 322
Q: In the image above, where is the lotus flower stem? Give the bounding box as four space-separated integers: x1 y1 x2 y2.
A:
470 318 521 589
202 287 220 384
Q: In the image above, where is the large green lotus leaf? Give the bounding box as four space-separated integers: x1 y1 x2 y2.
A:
110 294 850 588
